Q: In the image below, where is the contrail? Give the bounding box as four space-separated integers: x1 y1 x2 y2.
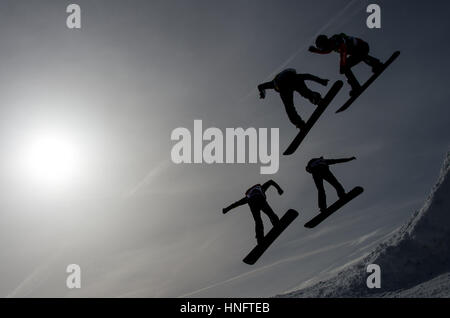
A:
238 0 365 104
178 239 353 298
124 160 171 198
7 249 63 298
127 1 367 196
266 0 364 79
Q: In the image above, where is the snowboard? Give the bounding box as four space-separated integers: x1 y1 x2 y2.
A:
304 186 364 229
336 51 400 113
283 80 343 156
243 209 299 265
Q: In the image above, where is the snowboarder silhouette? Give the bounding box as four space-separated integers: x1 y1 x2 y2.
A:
309 33 383 96
306 156 356 212
257 68 329 130
223 180 284 245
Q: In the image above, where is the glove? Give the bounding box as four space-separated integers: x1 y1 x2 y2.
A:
278 189 284 195
222 208 229 214
322 79 329 86
308 46 316 52
259 89 266 99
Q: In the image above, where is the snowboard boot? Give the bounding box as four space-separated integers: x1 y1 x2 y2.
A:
364 55 384 74
371 61 384 74
338 191 347 200
257 237 264 246
295 119 306 131
310 92 322 106
349 85 362 97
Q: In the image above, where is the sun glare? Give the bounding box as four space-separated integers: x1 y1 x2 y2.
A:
18 132 83 189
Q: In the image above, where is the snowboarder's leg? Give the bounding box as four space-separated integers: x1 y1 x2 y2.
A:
295 79 321 106
344 45 372 95
364 55 383 73
358 42 383 73
348 42 369 68
343 54 363 95
280 91 305 129
322 170 346 199
261 201 280 227
313 174 327 212
344 68 361 96
250 205 265 244
346 50 366 69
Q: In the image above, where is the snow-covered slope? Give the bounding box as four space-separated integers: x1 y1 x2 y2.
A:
280 151 450 298
381 273 450 298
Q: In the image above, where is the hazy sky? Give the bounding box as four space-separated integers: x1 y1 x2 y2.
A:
0 0 449 297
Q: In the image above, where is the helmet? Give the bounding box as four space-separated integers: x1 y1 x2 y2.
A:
306 157 325 172
315 35 329 50
245 184 261 196
274 68 297 91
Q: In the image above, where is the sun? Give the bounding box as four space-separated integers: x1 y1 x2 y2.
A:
18 131 83 189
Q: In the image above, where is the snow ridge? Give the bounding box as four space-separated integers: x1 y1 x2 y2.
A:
281 151 450 298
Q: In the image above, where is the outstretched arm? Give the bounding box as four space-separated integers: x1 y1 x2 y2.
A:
324 157 356 166
262 180 284 195
300 73 329 86
257 81 275 99
309 46 332 54
223 197 248 214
